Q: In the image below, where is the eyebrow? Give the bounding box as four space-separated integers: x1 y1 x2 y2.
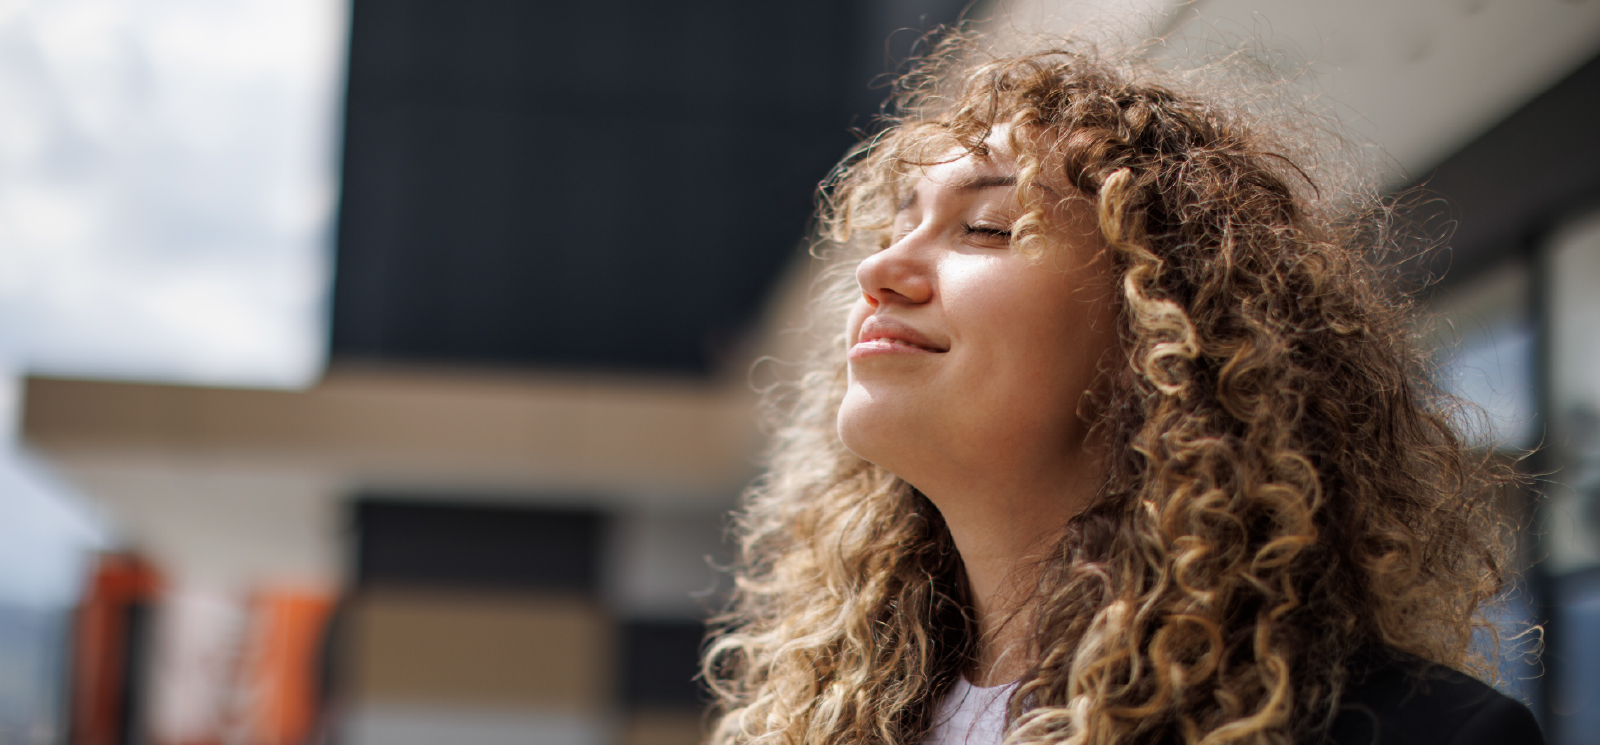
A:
896 174 1018 212
955 175 1018 191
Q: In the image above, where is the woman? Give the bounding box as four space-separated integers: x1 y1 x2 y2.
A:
703 35 1542 745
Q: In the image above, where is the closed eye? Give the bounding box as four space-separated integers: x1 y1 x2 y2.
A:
963 223 1012 242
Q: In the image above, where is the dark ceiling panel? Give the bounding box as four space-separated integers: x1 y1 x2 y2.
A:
331 0 956 374
1404 48 1600 288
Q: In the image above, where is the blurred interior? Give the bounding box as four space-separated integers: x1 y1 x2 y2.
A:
2 1 1599 744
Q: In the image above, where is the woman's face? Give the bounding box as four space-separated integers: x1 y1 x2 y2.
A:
838 137 1119 499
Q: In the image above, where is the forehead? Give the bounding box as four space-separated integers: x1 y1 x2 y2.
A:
895 146 1021 209
915 137 1019 185
919 158 1012 191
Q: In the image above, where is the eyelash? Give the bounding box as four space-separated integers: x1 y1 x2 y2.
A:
879 223 1012 249
964 223 1012 240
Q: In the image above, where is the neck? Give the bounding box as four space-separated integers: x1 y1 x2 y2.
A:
962 540 1044 687
928 466 1100 687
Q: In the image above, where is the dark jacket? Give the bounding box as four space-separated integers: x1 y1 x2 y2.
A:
1326 650 1543 745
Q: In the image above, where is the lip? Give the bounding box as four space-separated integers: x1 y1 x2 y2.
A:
850 316 948 359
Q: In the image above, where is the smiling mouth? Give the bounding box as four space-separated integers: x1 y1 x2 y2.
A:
853 316 948 356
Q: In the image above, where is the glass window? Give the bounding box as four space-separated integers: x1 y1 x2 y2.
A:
1427 259 1542 707
1546 205 1600 742
1430 261 1537 452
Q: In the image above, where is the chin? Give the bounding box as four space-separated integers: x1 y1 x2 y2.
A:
836 387 915 479
836 388 883 465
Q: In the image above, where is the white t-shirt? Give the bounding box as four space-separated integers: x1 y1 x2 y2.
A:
924 678 1016 745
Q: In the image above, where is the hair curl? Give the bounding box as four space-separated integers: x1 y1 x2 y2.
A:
703 34 1516 745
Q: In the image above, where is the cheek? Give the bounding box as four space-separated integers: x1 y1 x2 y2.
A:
955 266 1075 348
962 267 1113 393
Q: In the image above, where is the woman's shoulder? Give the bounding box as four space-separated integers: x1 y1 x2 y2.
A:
1323 647 1543 745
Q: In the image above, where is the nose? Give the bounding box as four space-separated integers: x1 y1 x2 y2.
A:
856 232 934 309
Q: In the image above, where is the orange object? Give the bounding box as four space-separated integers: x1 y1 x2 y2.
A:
233 587 336 745
70 553 163 745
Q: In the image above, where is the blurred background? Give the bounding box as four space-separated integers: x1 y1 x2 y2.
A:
1 0 1598 744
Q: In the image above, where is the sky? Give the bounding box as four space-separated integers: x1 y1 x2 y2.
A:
0 0 346 389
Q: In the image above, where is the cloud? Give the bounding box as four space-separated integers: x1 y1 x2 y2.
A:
0 0 345 389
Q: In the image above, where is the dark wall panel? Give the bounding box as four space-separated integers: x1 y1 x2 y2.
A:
618 619 707 710
332 0 873 374
352 498 606 594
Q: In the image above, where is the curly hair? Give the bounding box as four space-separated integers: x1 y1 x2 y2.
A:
703 34 1515 745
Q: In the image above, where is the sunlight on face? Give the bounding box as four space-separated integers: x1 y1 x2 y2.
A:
838 134 1118 500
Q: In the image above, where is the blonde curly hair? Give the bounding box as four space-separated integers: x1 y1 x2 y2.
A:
703 34 1514 745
